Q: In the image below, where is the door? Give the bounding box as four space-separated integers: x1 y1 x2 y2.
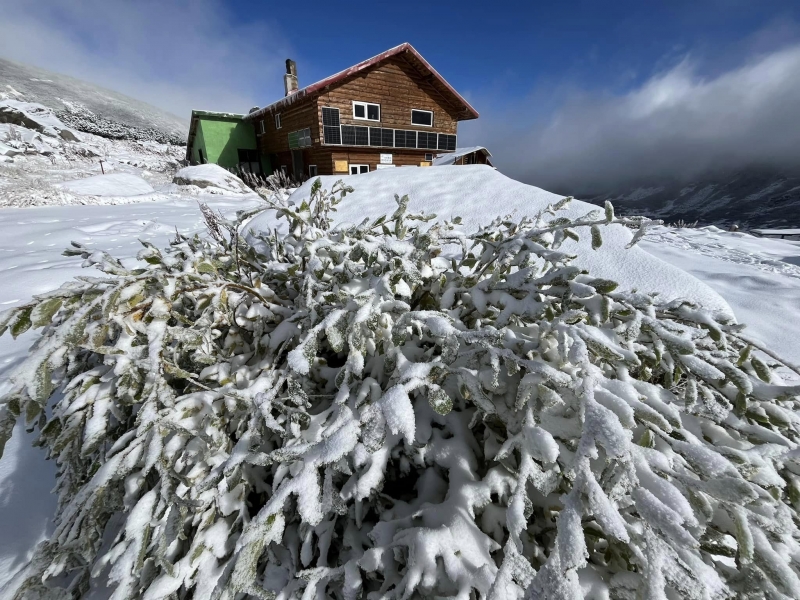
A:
291 150 304 180
349 164 369 175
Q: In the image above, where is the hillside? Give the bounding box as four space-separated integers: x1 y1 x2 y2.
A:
586 168 800 229
0 57 188 145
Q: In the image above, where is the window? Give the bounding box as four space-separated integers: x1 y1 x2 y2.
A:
275 114 282 129
309 165 318 177
425 153 433 162
411 109 433 127
322 107 341 145
438 134 457 152
258 120 265 134
237 149 261 174
349 164 369 175
288 128 311 149
353 101 380 121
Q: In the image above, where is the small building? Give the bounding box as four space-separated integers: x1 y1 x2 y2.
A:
185 110 268 175
433 146 493 167
186 43 482 179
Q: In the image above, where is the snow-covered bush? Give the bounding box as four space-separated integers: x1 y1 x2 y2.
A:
2 180 800 599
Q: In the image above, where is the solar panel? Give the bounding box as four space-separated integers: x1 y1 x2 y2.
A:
354 126 369 146
341 126 356 146
322 107 340 127
418 132 437 149
323 126 341 145
438 134 457 151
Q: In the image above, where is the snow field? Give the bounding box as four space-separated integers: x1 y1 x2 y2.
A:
0 153 798 594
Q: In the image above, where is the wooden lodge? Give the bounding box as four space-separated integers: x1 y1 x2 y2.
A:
242 43 479 178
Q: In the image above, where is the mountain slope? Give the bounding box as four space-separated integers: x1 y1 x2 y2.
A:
586 168 800 229
0 57 188 145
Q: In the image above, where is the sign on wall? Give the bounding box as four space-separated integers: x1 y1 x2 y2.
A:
380 154 393 165
334 160 348 173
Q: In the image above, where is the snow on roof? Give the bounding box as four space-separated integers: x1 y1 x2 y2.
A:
245 166 732 318
244 43 479 122
432 146 492 166
751 228 800 237
190 110 245 121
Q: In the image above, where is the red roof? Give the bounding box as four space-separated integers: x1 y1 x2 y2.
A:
244 43 479 121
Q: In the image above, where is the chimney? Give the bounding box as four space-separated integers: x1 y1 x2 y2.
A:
284 59 298 96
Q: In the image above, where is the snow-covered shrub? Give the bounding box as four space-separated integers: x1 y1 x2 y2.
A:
2 181 800 599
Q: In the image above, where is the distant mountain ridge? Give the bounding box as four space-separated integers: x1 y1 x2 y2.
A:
0 57 188 145
585 169 800 230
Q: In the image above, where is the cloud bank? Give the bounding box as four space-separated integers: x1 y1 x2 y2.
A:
0 0 292 120
465 44 800 193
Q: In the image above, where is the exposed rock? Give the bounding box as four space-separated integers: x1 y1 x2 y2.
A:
0 100 79 141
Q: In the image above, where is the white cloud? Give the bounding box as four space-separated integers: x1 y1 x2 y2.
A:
0 0 294 119
462 43 800 193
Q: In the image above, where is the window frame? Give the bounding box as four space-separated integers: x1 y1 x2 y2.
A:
275 113 282 130
258 120 265 135
411 109 434 127
352 101 381 122
309 165 318 177
349 164 370 175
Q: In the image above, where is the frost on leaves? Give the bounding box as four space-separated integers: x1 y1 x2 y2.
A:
1 180 800 600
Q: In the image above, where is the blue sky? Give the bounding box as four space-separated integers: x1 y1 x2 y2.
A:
241 0 800 107
2 0 800 190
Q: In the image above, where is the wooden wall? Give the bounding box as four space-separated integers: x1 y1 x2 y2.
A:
252 52 468 178
254 100 320 175
314 55 461 135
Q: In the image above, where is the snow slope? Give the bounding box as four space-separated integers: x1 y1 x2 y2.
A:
247 166 733 317
641 226 800 367
0 57 188 145
0 101 184 208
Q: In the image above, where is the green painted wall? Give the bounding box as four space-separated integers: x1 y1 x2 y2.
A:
192 116 271 174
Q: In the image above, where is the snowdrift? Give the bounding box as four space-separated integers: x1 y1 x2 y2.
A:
173 164 251 194
247 166 733 317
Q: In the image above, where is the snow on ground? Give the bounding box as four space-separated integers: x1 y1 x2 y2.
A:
641 225 800 369
0 100 183 208
56 172 155 196
0 161 798 590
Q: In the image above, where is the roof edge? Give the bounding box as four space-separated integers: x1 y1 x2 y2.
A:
244 43 478 122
